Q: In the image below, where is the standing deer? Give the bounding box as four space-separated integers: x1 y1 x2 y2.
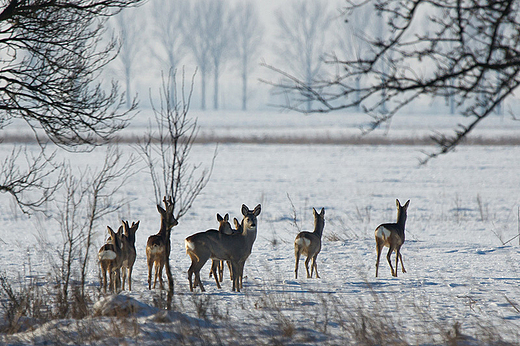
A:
294 207 325 279
375 199 410 277
98 225 124 293
185 204 261 292
209 213 234 284
146 196 178 290
121 220 139 291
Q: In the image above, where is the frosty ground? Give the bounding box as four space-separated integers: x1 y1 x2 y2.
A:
1 111 520 345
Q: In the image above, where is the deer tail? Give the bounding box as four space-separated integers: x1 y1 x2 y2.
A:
185 238 200 261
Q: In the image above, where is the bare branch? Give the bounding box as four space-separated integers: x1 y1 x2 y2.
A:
137 67 216 221
264 0 520 161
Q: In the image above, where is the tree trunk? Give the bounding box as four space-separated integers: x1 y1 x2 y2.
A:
125 66 131 109
213 63 219 110
242 55 248 111
201 67 206 110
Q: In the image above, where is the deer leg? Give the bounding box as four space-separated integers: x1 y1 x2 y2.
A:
375 239 383 277
395 246 406 274
231 262 239 292
121 266 127 291
115 269 121 293
218 260 224 282
399 252 406 273
227 261 233 281
209 260 215 278
147 257 153 290
158 262 165 290
387 247 396 277
195 269 205 292
294 248 301 279
311 254 320 278
211 261 222 289
237 262 245 292
188 263 195 292
128 266 133 291
305 257 312 278
101 265 108 294
109 266 115 293
153 261 160 289
239 260 245 290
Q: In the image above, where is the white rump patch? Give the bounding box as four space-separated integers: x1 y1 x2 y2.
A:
375 227 391 239
185 240 195 252
149 245 165 255
295 237 311 248
98 250 116 261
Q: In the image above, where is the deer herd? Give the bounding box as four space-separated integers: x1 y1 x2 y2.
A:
98 197 410 294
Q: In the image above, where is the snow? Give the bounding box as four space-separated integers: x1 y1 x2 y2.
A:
1 110 520 344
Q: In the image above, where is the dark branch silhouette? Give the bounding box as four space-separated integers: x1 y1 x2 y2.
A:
0 0 142 148
264 0 520 163
0 0 142 212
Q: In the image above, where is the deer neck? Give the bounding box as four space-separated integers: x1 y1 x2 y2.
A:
396 211 407 232
313 219 325 238
126 232 135 244
241 222 257 244
158 221 171 239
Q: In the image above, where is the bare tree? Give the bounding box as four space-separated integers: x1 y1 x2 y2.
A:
207 0 235 110
185 0 213 110
137 68 216 306
138 69 216 218
264 0 520 162
150 0 188 96
52 146 133 317
332 2 372 111
235 1 264 111
112 7 144 108
268 0 333 113
0 0 141 147
0 147 62 214
0 0 141 212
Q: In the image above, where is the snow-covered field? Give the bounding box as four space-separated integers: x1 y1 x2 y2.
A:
1 110 520 345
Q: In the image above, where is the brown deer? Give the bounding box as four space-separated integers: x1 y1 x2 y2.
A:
120 220 139 291
146 196 178 290
209 213 234 284
185 204 261 292
294 207 325 279
98 225 124 293
375 199 410 277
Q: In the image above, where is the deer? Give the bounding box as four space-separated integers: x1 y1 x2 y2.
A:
185 204 261 292
375 199 410 277
209 213 233 284
98 225 124 293
294 207 325 279
120 220 139 291
146 196 178 290
210 214 245 283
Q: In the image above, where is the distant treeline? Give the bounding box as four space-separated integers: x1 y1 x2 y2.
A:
2 133 519 146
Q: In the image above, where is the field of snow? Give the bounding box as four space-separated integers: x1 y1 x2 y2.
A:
1 110 520 344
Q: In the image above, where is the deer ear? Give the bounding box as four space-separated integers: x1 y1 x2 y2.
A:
117 225 123 235
157 204 166 214
320 208 325 216
313 207 317 217
241 204 248 216
396 199 401 208
254 204 261 216
217 213 223 222
224 213 229 222
234 218 240 228
134 221 140 229
107 226 114 236
404 200 410 209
